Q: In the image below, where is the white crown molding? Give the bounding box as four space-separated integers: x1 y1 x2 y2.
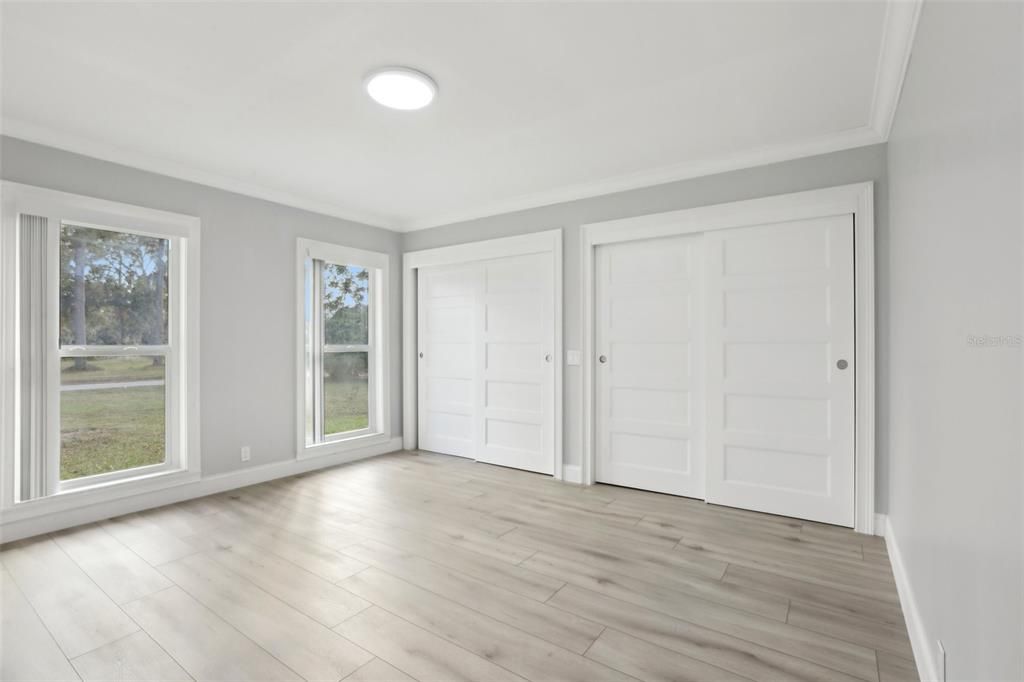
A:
1 117 396 230
399 0 922 233
397 125 884 231
2 0 921 234
868 0 924 140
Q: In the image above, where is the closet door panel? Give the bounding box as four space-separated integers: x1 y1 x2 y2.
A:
417 265 480 457
476 253 554 474
704 215 855 526
595 235 705 498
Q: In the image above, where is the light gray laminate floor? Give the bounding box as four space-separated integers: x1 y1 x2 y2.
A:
0 451 918 682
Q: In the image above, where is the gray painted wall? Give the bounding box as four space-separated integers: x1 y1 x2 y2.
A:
886 2 1023 679
404 144 892 510
0 136 403 476
1 139 891 510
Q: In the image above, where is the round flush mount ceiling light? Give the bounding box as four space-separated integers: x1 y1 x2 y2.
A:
364 67 437 110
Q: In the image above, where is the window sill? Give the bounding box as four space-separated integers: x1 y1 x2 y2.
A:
58 461 178 493
298 431 392 461
1 467 200 525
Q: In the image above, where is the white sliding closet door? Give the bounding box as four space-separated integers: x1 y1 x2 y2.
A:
595 235 704 497
704 215 855 526
477 253 554 474
417 265 480 457
417 252 555 474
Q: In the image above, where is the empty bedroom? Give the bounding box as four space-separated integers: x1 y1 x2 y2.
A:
0 1 1021 681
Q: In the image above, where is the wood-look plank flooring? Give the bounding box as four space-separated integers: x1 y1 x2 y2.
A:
0 451 919 682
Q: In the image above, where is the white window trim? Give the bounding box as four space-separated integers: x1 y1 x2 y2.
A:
296 238 390 460
0 181 201 517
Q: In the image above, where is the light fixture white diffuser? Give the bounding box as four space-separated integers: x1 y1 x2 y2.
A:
365 67 437 110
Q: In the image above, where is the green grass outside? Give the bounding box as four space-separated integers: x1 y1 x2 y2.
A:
324 379 369 435
60 385 165 480
60 355 165 384
58 357 366 480
58 359 366 479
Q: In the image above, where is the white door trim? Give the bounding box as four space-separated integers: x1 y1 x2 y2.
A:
581 183 876 533
402 230 564 479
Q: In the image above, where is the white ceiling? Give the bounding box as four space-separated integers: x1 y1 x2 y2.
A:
1 2 918 231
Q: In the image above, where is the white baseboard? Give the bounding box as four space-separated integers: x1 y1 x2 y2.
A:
562 464 583 484
0 437 403 543
877 513 937 682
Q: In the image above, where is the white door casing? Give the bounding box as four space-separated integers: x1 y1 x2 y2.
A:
417 264 479 457
581 184 875 533
703 215 856 526
595 235 705 498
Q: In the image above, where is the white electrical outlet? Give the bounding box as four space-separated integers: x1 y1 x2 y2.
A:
240 445 251 462
937 640 946 682
566 350 581 366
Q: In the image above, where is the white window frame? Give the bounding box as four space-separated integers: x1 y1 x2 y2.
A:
0 182 201 517
296 238 390 459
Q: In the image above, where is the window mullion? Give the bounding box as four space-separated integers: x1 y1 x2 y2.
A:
368 268 376 433
312 259 325 443
165 237 179 477
43 215 61 497
58 345 170 357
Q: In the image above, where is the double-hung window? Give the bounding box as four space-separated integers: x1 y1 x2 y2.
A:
0 182 200 507
56 224 176 490
298 239 389 456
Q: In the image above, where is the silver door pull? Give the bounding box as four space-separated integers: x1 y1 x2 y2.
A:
544 354 552 363
599 355 608 363
419 352 424 359
836 359 848 370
